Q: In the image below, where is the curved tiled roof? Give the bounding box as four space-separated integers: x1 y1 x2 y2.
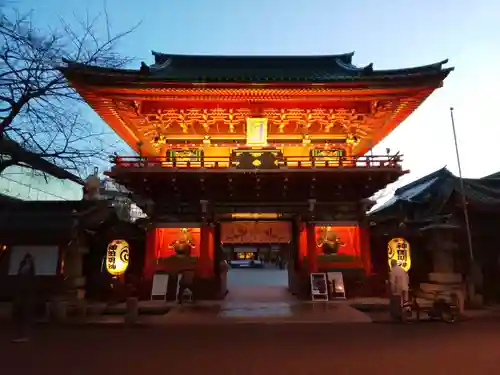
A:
61 52 453 84
144 52 451 82
371 167 500 218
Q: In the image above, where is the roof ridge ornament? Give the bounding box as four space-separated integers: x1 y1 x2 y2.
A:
334 57 365 72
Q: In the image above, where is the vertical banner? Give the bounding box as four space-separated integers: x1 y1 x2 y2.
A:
246 118 268 146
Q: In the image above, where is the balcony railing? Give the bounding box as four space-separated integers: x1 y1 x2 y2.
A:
111 154 402 170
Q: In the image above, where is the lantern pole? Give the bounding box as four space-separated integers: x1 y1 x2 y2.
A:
450 107 474 262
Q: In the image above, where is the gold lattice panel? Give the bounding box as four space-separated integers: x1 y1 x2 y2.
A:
111 101 401 147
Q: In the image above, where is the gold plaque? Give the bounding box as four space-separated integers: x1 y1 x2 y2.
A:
246 118 268 146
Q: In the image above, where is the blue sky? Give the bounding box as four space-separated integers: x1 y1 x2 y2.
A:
17 0 500 198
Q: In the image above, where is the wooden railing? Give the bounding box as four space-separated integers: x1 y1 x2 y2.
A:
111 154 402 170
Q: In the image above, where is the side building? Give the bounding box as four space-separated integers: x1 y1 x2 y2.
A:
0 141 145 302
370 167 500 306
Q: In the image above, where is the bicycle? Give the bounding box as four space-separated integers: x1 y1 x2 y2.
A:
413 290 459 324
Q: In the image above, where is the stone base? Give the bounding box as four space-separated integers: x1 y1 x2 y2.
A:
419 272 465 313
420 282 462 294
469 294 484 308
428 273 462 284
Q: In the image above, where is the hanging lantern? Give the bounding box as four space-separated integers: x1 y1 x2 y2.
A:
106 239 130 276
387 237 411 272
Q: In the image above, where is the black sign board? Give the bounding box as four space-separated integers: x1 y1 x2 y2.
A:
231 148 283 169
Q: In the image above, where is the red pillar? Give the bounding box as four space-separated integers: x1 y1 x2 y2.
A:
306 223 318 273
299 224 308 259
144 228 158 280
359 226 372 275
197 225 214 278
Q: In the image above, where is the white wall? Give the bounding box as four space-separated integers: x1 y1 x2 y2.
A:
8 246 60 276
0 165 82 201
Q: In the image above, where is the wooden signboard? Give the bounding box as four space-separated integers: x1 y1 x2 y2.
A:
151 273 169 301
220 221 291 244
327 272 346 299
168 149 203 163
310 273 329 301
310 148 345 166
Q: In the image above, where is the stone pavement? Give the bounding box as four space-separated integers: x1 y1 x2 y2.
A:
163 300 372 324
349 296 500 322
2 268 500 325
3 319 500 375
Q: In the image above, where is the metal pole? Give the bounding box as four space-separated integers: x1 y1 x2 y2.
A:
450 107 474 261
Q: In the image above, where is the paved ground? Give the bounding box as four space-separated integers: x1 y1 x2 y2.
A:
227 266 289 287
225 267 293 303
1 321 500 375
2 268 498 326
199 268 369 322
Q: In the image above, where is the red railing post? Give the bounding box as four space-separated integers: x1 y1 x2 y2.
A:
109 153 402 170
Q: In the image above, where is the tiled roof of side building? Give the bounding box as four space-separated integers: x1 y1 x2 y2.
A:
60 52 454 84
371 168 500 217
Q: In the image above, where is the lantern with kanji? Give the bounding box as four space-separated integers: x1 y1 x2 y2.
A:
106 239 130 276
387 237 411 272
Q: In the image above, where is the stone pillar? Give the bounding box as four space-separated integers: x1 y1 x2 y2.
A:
63 245 88 299
420 228 466 312
428 230 456 274
125 297 139 325
50 297 68 323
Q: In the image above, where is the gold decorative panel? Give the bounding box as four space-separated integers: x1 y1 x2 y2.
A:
134 105 398 146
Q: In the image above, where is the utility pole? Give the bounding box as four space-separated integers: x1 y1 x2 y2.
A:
449 107 474 262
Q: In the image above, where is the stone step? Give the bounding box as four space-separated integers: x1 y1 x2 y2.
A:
420 282 462 294
415 287 465 313
428 273 462 284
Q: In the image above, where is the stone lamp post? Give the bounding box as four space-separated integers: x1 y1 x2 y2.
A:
419 223 465 313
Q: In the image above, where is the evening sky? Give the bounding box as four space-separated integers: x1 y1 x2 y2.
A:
16 0 500 201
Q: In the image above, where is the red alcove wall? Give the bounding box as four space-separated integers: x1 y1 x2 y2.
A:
314 226 360 257
155 228 201 258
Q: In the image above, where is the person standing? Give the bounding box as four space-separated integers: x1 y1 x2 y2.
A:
389 259 409 321
13 253 36 343
177 270 194 304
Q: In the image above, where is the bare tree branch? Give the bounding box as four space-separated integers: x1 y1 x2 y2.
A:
0 5 139 177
